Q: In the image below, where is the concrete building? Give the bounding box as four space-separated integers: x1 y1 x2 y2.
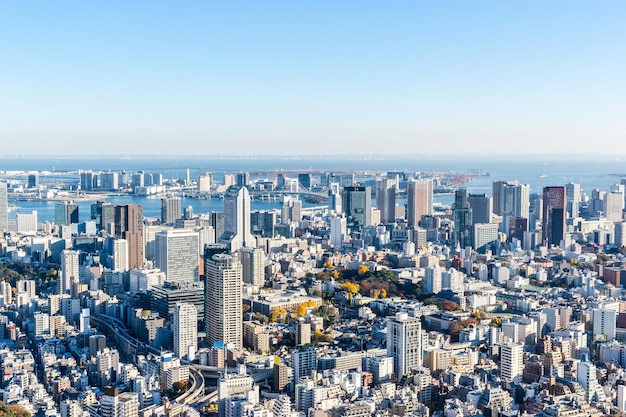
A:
205 253 243 348
161 197 182 225
407 179 433 228
219 185 256 252
239 246 265 287
387 312 422 378
173 303 198 360
155 229 199 283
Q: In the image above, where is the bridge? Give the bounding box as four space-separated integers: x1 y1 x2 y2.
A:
184 189 328 203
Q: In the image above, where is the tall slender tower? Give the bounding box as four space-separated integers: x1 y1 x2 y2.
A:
161 197 182 225
387 312 422 378
115 204 145 269
407 179 433 227
205 253 243 348
341 186 372 231
239 247 265 287
59 250 80 295
219 186 256 252
0 181 8 232
453 189 473 249
174 302 198 360
376 178 396 224
542 186 566 247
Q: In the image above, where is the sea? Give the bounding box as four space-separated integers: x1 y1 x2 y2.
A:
2 154 626 223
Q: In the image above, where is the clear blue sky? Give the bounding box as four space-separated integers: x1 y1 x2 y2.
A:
1 1 625 156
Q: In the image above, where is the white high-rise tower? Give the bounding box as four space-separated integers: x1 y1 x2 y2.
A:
174 302 198 360
0 182 7 232
205 253 243 348
59 250 80 295
219 186 256 252
387 312 423 378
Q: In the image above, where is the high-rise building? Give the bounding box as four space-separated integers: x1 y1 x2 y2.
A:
342 186 372 231
27 173 39 188
114 205 144 269
173 303 198 360
0 182 7 232
250 211 276 238
59 250 80 295
424 265 442 294
205 253 243 348
473 223 499 253
604 191 624 222
328 183 342 214
499 341 524 385
493 181 529 233
407 179 433 228
55 202 79 226
467 193 492 225
80 171 96 191
280 197 302 224
577 361 600 404
298 173 312 190
565 182 581 219
99 172 119 190
593 308 616 341
292 347 317 383
376 178 396 224
387 312 422 378
112 239 129 272
453 189 473 249
161 197 182 225
16 211 37 234
542 186 566 247
235 172 250 187
239 247 265 287
219 186 256 252
330 215 346 248
198 172 213 193
155 229 199 283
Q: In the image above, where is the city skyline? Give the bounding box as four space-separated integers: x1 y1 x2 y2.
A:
1 1 625 156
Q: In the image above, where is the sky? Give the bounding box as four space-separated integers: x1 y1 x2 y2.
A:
1 1 625 156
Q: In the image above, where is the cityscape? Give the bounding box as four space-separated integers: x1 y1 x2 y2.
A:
2 164 626 417
2 1 626 417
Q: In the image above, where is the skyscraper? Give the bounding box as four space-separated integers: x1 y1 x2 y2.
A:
593 308 616 341
500 341 524 385
493 180 529 233
205 253 243 348
239 247 265 287
467 193 492 225
387 312 422 378
376 178 396 224
565 182 581 218
453 189 473 249
342 186 372 231
112 239 129 272
542 186 566 247
114 204 144 269
161 197 182 225
55 202 79 226
604 191 624 222
0 182 7 232
59 250 80 295
173 302 198 360
407 179 433 227
155 229 200 283
219 186 256 252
